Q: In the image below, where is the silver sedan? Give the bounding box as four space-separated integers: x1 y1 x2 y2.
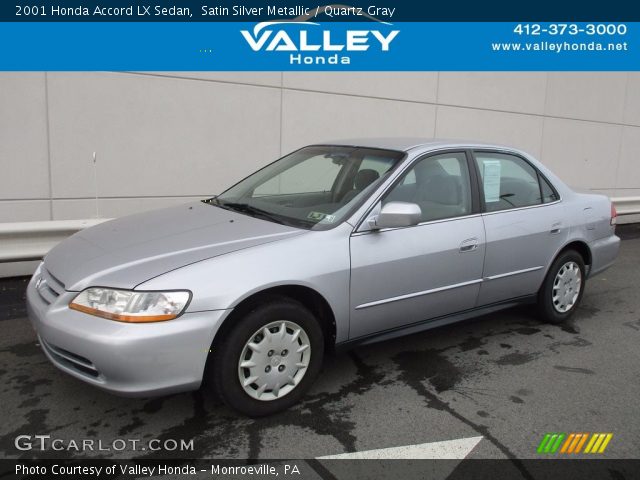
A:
27 139 620 416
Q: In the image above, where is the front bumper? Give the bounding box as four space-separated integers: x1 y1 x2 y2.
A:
26 267 229 397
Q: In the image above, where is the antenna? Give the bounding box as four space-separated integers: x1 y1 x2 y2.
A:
92 151 99 218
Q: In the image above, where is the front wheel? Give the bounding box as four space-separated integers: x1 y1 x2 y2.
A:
210 297 324 416
537 250 586 324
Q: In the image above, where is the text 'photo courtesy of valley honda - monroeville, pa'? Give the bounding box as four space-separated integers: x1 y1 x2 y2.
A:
27 138 619 416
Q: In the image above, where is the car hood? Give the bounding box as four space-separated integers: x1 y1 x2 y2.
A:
44 201 304 291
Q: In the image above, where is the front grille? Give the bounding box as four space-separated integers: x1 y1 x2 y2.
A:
36 267 65 305
40 337 101 379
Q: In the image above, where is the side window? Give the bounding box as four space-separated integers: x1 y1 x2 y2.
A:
383 152 472 223
474 153 542 212
400 170 416 185
254 155 341 196
539 175 559 203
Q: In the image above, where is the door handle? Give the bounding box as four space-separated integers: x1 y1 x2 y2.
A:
459 238 479 252
550 222 562 235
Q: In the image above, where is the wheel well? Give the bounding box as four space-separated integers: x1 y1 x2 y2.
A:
212 286 337 353
559 241 592 266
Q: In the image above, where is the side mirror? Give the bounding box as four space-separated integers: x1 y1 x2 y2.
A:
368 202 422 230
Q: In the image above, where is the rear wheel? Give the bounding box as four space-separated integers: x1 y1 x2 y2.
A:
210 297 324 416
537 250 586 324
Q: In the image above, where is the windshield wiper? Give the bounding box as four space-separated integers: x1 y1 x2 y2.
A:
218 202 287 225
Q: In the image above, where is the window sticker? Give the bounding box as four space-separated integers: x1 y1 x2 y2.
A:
307 211 336 223
482 160 502 202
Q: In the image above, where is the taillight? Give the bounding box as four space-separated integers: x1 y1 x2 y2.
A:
610 203 617 226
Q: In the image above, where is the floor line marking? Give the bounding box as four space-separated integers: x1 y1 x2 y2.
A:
317 436 483 460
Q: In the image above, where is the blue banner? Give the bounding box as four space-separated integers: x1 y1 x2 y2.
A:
0 21 637 70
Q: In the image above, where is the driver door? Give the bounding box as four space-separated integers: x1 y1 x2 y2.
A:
349 151 486 340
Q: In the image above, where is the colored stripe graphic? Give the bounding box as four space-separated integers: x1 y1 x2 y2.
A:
574 433 589 453
585 433 613 453
545 434 558 453
537 433 566 453
584 434 598 453
598 434 613 453
550 433 565 453
537 434 552 453
568 433 582 453
540 433 613 454
560 433 575 453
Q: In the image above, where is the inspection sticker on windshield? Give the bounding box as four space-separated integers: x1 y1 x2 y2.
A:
308 211 336 223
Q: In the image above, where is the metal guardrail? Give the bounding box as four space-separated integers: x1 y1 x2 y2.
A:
0 196 638 266
0 219 109 263
613 196 640 216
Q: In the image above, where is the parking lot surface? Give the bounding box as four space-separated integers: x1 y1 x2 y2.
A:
1 236 639 461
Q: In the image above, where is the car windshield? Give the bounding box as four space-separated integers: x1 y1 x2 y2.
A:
209 146 404 230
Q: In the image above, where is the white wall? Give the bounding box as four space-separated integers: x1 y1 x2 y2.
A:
1 71 639 224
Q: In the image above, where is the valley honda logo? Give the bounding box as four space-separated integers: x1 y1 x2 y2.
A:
240 21 400 65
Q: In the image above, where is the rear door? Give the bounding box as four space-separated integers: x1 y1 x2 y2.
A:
473 150 568 306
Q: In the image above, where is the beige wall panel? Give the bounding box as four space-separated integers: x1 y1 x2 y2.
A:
52 196 204 220
616 126 640 189
47 72 281 198
623 73 640 127
438 72 547 114
435 106 544 157
283 72 438 103
545 72 627 123
281 89 437 153
541 118 622 189
0 73 50 199
0 200 50 223
137 72 282 87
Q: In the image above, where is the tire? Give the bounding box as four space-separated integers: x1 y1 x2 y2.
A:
210 296 324 417
537 249 586 324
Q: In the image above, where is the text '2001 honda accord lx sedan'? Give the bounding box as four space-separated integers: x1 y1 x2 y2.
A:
27 138 620 416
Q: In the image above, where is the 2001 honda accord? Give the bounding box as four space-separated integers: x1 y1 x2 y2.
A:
27 139 620 416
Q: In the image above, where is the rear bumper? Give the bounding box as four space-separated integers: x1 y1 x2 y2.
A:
588 234 620 277
26 268 229 397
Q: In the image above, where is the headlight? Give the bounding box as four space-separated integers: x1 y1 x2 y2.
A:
69 288 191 323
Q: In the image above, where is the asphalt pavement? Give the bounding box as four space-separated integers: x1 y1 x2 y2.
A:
1 234 639 464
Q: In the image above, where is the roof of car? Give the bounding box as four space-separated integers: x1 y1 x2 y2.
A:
315 138 517 153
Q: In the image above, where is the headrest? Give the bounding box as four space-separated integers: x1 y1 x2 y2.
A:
354 169 380 190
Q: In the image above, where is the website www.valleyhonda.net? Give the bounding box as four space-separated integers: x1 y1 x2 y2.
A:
492 40 629 53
